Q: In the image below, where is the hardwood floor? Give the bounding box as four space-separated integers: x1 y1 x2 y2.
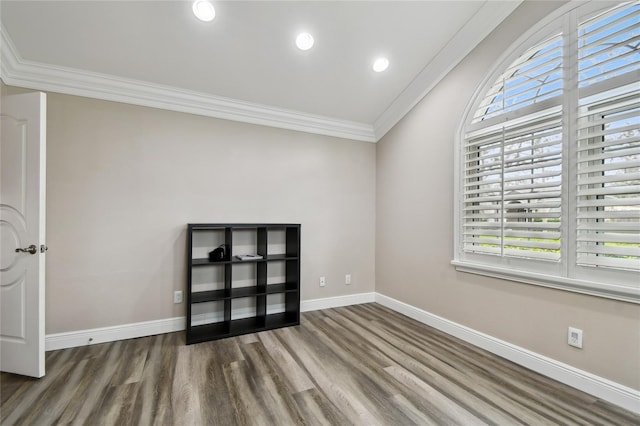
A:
1 303 638 425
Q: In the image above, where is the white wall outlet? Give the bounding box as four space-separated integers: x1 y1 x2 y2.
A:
319 276 326 287
345 274 351 285
568 327 583 349
174 290 183 304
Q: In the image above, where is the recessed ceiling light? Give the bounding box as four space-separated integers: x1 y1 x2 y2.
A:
193 0 215 22
296 33 314 51
373 57 389 73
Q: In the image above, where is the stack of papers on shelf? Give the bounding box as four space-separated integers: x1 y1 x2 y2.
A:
235 254 264 261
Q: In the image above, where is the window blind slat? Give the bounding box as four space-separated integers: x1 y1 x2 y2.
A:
463 222 504 229
576 160 640 175
577 244 640 257
578 172 640 186
504 212 562 220
577 233 640 244
576 135 640 152
576 123 640 142
505 170 562 182
503 221 561 230
504 191 562 201
577 222 640 232
463 214 502 220
504 180 562 192
464 200 562 211
577 255 640 270
501 158 563 174
504 249 560 261
578 197 640 208
578 210 640 219
577 185 640 197
504 240 562 250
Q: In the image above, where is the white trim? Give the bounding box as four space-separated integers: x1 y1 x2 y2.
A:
0 25 376 143
373 1 523 139
451 260 640 304
44 292 375 351
45 317 186 352
300 292 376 312
375 293 640 415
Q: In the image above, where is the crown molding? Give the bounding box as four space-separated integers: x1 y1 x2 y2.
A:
372 0 523 141
1 1 520 144
0 25 376 143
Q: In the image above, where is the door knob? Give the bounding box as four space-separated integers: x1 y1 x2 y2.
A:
15 245 37 255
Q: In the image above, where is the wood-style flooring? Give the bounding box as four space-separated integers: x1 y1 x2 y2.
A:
1 303 638 425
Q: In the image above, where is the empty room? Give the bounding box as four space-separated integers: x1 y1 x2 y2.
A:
1 0 639 424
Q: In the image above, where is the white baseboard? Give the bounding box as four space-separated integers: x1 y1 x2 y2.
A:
375 293 640 415
301 292 376 312
44 292 375 351
45 317 185 351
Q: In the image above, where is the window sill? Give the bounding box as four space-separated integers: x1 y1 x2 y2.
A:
451 260 639 304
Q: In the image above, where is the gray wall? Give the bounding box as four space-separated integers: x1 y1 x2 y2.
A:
375 1 640 390
1 86 376 334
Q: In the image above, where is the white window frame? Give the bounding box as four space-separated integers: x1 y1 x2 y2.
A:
452 1 640 304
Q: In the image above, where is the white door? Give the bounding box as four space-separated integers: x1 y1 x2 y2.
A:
0 92 47 378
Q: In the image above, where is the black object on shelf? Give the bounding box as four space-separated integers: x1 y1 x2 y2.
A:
208 244 227 262
186 224 301 344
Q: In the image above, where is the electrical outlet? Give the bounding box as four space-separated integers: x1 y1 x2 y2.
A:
174 290 183 304
345 274 351 285
568 327 583 349
319 276 326 287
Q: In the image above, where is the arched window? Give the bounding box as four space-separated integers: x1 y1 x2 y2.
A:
454 1 639 302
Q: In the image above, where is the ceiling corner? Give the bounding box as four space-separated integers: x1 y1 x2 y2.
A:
372 0 523 142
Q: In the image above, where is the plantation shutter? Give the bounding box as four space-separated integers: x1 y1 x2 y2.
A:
577 1 640 90
463 110 563 261
576 91 640 270
576 2 640 271
463 33 564 261
472 34 563 124
457 1 640 300
463 126 503 256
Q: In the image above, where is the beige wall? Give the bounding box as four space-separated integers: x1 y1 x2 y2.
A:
2 85 376 334
375 1 640 390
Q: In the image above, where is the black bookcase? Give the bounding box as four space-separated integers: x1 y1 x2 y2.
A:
186 224 300 344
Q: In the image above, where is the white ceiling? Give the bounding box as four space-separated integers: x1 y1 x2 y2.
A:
0 1 521 141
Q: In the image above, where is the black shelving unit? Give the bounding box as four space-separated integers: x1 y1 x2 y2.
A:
186 223 300 344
